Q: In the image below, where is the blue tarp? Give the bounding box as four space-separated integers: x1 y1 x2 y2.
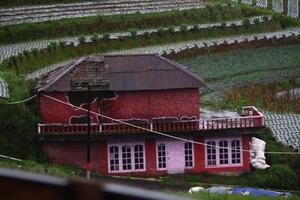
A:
232 187 292 197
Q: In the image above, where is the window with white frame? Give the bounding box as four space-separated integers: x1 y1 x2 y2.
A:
205 137 242 167
109 146 119 171
134 144 144 170
108 142 145 172
231 140 241 164
122 145 132 170
157 143 166 169
184 142 194 168
206 141 217 166
219 140 229 165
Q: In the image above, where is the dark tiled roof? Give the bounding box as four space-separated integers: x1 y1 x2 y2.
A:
37 54 207 92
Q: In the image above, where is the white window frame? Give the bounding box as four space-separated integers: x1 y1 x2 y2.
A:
108 141 146 173
156 143 167 170
184 142 194 168
205 137 243 168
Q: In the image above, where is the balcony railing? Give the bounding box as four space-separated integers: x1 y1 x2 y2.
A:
38 106 264 135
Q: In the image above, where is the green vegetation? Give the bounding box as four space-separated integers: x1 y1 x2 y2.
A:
0 157 82 177
175 191 300 200
0 5 269 44
1 19 281 75
219 79 300 113
0 0 99 7
179 44 300 86
183 128 300 190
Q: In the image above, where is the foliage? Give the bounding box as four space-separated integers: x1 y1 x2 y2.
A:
251 165 297 190
179 44 300 90
161 176 177 186
1 19 281 75
184 128 300 190
0 157 82 177
0 5 270 44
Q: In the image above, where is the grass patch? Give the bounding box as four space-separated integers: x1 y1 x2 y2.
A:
173 191 300 200
0 5 269 44
0 157 82 177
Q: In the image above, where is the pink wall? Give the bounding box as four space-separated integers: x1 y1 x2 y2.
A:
40 88 200 124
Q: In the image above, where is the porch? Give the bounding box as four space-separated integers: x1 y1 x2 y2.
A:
38 106 264 135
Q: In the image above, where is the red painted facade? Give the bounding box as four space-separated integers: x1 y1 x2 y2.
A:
43 135 250 176
40 88 200 124
40 88 252 176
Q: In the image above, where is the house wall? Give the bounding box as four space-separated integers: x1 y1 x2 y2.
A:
43 134 250 176
40 88 200 124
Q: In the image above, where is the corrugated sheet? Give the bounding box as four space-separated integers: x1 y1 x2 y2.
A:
37 54 207 92
0 78 9 98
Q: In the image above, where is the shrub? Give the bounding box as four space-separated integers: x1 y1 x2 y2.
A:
129 29 137 37
253 18 260 25
78 35 86 43
91 33 99 43
180 25 188 33
242 19 251 28
102 33 110 40
58 41 66 48
157 28 165 35
31 48 39 56
167 26 175 34
22 50 30 57
220 22 227 29
251 165 297 189
143 31 150 37
263 15 270 22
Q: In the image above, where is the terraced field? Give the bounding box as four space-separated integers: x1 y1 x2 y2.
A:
0 15 271 61
0 0 204 26
179 44 300 89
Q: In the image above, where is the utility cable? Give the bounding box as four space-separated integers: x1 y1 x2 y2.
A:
42 94 300 155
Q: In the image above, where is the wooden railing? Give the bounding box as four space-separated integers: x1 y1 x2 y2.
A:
38 106 264 135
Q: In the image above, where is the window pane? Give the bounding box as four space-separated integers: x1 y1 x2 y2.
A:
231 140 241 164
134 144 144 170
157 143 166 169
219 140 229 165
109 146 119 171
122 145 132 170
184 142 193 167
206 141 216 166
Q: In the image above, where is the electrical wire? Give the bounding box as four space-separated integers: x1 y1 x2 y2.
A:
42 94 300 155
1 94 37 105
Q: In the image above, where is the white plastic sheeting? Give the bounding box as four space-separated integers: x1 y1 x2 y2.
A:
256 0 268 8
0 78 9 98
241 0 252 5
288 0 299 18
273 0 284 13
250 137 270 170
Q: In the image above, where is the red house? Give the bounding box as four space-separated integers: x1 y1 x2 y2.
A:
37 54 265 175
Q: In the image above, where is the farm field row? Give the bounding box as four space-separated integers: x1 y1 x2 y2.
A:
179 44 300 89
0 4 267 44
23 27 300 81
0 15 270 61
0 0 204 26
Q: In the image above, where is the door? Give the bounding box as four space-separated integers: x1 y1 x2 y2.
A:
166 141 185 174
